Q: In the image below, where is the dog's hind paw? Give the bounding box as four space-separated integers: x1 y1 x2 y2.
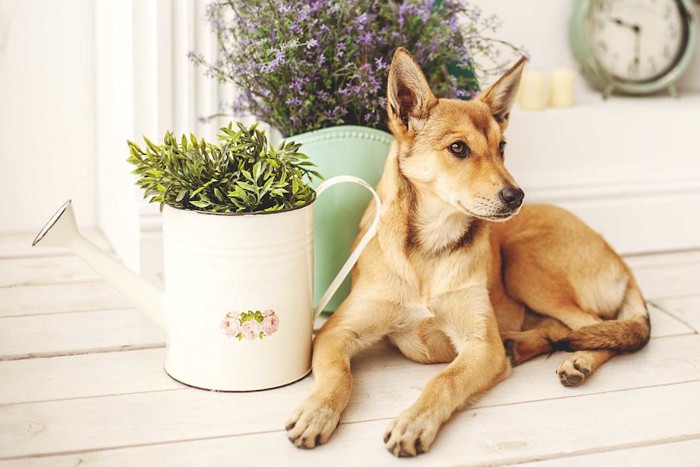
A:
286 400 340 449
556 354 593 387
384 411 439 457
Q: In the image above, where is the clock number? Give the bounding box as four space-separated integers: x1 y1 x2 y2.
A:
648 56 658 75
663 45 672 59
628 59 640 78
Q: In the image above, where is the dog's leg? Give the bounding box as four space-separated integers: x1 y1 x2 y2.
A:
503 315 571 365
384 292 509 457
504 316 616 385
286 295 394 449
527 306 620 386
556 349 616 387
511 302 620 386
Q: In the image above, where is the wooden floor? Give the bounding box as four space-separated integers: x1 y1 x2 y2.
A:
1 231 699 466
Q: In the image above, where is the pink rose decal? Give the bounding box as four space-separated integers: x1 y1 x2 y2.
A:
240 320 258 340
220 316 241 337
220 309 280 341
262 314 280 336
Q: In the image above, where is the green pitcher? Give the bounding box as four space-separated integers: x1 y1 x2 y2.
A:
289 126 393 312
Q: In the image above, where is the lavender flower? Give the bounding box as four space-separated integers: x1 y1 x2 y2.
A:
190 0 522 137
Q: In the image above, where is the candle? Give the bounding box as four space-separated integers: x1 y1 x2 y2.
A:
517 69 547 111
549 67 576 108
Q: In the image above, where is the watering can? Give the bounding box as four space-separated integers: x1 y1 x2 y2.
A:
33 176 381 391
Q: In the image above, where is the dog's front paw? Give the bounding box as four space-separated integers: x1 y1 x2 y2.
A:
286 399 340 449
383 411 439 457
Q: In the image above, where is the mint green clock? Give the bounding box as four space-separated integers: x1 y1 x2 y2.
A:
570 0 697 97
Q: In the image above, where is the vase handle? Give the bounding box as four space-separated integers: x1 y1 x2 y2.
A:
312 175 382 319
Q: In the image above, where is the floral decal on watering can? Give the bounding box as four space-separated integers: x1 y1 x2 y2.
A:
220 309 279 341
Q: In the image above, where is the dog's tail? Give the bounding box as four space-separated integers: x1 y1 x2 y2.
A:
552 280 651 353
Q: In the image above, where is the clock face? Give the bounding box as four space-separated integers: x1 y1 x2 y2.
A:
587 0 688 83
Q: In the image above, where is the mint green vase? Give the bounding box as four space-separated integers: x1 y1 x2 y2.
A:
288 126 393 312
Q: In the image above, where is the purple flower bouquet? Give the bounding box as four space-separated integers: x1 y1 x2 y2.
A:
191 0 521 137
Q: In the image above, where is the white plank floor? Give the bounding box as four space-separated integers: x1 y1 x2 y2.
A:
1 232 698 466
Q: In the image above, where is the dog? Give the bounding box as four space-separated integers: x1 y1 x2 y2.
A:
286 48 651 457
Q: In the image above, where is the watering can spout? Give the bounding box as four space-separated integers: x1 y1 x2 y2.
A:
33 200 167 330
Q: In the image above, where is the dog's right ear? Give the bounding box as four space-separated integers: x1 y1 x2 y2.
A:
387 48 437 136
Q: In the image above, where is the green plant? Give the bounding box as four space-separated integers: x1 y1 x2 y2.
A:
127 122 321 213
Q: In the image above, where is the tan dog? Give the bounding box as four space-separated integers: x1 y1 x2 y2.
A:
286 48 650 457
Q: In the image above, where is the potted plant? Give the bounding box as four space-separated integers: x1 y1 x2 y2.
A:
190 0 521 311
118 121 380 390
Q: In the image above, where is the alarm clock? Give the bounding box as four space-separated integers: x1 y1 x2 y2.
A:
569 0 697 97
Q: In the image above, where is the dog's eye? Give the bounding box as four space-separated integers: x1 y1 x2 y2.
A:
499 141 507 157
449 141 470 158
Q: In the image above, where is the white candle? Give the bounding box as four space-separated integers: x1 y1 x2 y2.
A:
517 69 547 111
549 67 576 108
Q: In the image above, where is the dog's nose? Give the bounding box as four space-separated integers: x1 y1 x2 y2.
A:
499 187 524 209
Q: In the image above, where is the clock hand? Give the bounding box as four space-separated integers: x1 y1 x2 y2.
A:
609 17 638 31
608 17 642 70
634 27 641 66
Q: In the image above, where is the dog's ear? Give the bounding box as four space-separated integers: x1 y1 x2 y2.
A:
478 57 527 130
387 48 437 135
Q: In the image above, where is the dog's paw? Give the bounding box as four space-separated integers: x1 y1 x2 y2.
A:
383 411 439 457
556 353 593 387
503 338 521 367
285 399 340 449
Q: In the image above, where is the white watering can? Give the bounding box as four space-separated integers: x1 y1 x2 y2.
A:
33 176 381 391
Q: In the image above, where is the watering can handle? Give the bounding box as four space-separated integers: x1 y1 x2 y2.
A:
313 175 382 319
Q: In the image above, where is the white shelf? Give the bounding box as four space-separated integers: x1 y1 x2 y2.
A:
503 92 700 254
507 91 700 188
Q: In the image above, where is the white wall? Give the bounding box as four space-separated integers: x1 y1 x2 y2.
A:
93 0 224 285
0 0 95 233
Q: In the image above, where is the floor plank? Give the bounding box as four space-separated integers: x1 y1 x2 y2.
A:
519 437 700 466
0 349 179 405
653 295 700 333
0 231 112 259
646 302 695 338
631 260 700 301
0 309 165 361
480 334 700 409
0 334 697 459
0 256 102 287
624 249 700 269
2 382 696 466
0 282 131 317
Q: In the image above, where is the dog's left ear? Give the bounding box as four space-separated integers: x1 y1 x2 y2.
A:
478 57 527 130
387 47 438 136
